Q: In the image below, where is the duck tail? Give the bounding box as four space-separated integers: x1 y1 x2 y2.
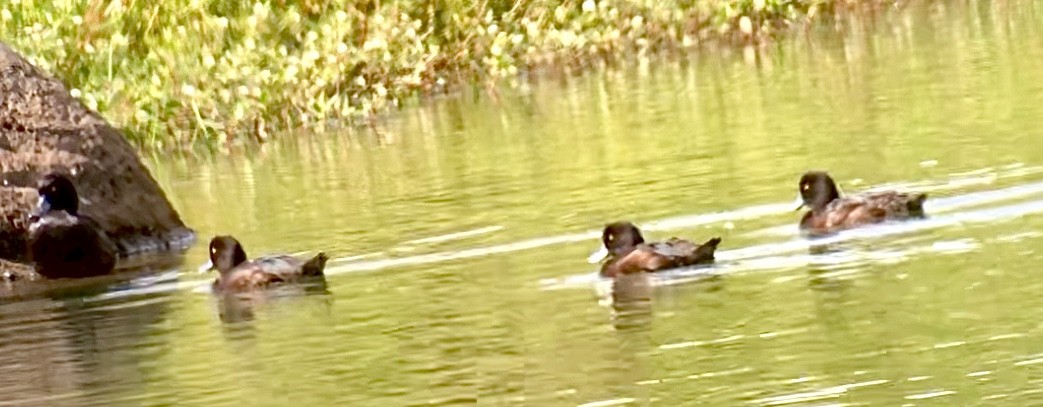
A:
302 252 329 276
695 237 722 261
907 193 928 216
703 237 722 248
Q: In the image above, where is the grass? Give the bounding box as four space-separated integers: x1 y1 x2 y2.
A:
2 0 851 149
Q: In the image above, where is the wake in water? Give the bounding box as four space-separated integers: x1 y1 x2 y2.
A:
94 163 1043 302
542 164 1043 290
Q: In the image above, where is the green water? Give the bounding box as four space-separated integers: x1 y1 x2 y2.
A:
6 1 1043 405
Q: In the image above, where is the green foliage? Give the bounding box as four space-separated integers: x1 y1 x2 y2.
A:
2 0 835 149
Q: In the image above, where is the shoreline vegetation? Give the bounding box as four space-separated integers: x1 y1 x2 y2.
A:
3 0 882 149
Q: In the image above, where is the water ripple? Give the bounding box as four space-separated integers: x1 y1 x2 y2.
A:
905 390 956 400
81 173 1043 304
752 379 890 406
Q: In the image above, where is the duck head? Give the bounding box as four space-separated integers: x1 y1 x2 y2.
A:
36 173 80 216
587 221 646 264
795 171 841 211
199 235 248 274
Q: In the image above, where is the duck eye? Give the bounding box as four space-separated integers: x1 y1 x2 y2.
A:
607 236 614 242
211 247 216 254
802 184 809 191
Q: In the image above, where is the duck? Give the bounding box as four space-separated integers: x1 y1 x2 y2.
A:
27 173 118 278
796 171 927 233
199 235 329 292
587 221 721 278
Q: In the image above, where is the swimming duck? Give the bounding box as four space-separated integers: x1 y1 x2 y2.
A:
28 173 118 278
796 171 927 233
199 235 329 292
587 221 721 278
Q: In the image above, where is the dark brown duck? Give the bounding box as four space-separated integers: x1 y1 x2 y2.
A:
587 221 721 278
199 235 329 292
796 171 928 233
28 173 118 278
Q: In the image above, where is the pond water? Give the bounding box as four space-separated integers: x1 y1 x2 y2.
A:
5 0 1043 405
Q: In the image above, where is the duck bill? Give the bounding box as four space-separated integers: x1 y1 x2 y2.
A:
34 196 50 217
197 259 215 274
587 245 609 264
793 194 807 211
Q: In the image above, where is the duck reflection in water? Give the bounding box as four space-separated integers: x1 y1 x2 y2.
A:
215 281 332 324
608 273 655 331
602 269 726 331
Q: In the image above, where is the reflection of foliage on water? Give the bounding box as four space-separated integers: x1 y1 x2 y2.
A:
0 283 173 404
29 0 1043 403
5 0 870 148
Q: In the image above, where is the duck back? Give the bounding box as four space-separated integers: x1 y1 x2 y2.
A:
647 237 721 265
601 237 721 277
803 191 928 231
863 191 928 218
251 252 329 278
215 252 329 291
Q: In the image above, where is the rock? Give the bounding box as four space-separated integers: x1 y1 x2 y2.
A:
0 41 194 278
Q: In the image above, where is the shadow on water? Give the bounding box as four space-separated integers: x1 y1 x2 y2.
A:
0 258 337 402
0 273 177 405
